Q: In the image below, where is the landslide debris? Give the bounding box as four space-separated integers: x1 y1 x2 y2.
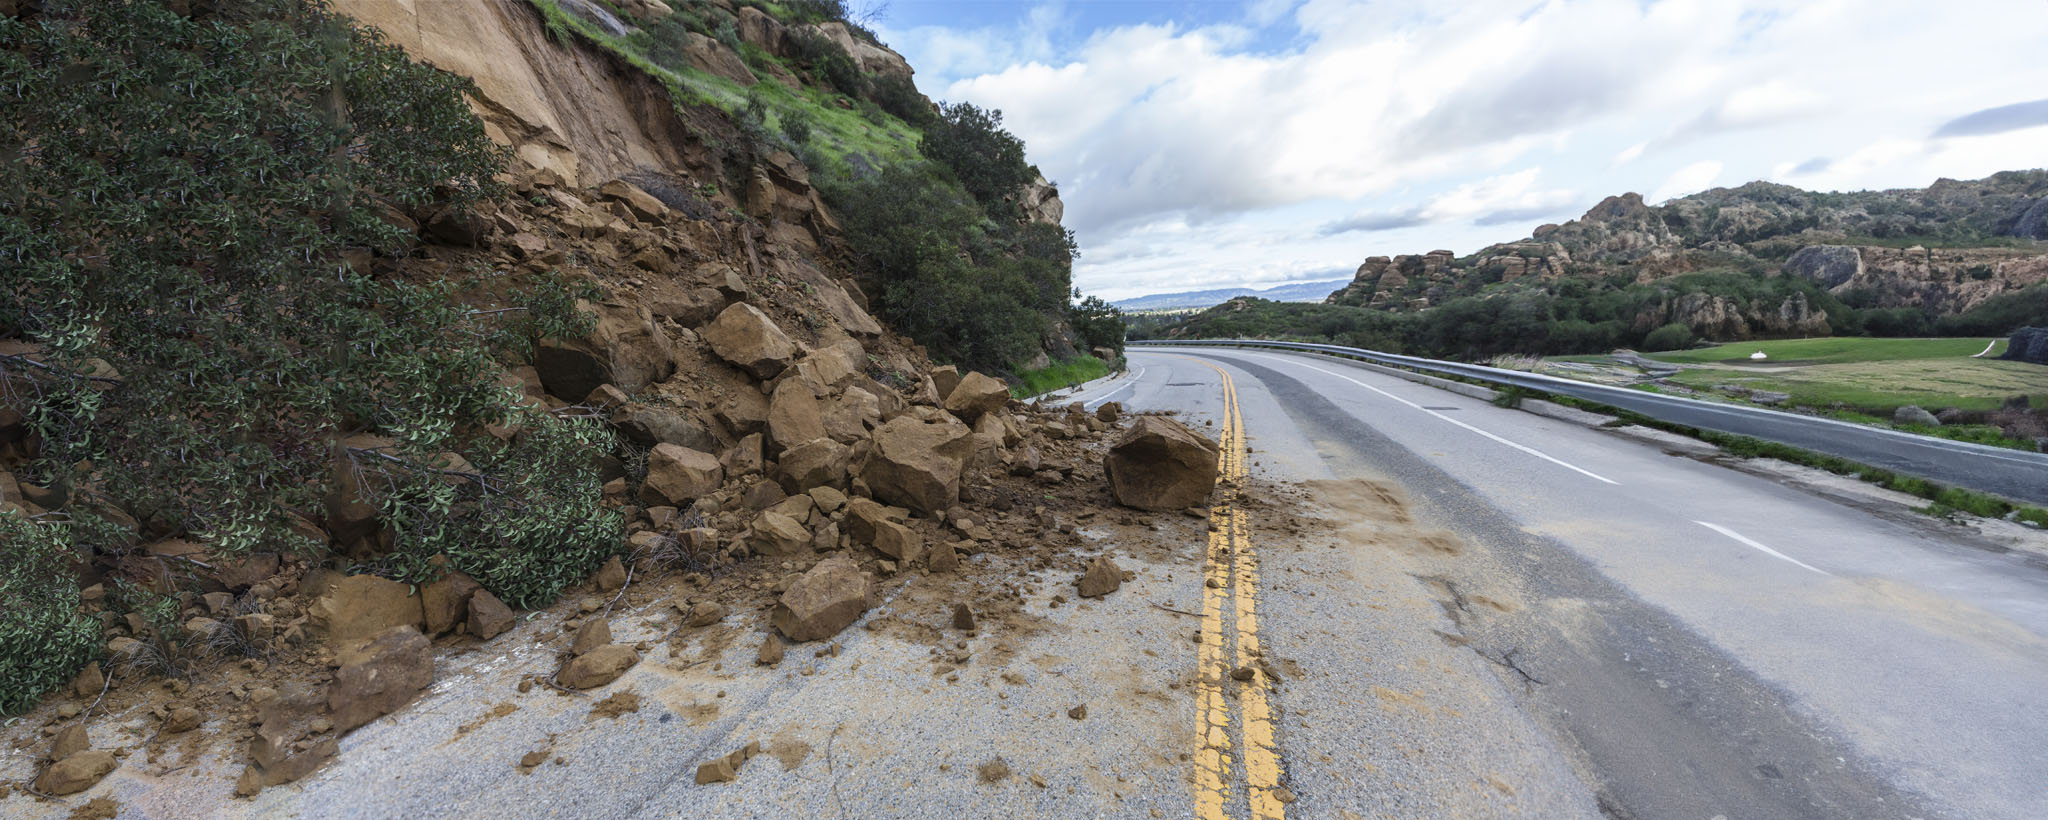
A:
1104 417 1221 511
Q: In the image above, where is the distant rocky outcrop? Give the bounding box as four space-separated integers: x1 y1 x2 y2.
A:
1326 172 2048 341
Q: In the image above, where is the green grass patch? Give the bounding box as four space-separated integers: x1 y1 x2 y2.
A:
1647 336 2002 365
1012 356 1112 399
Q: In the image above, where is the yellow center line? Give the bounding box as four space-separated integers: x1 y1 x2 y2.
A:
1174 355 1288 820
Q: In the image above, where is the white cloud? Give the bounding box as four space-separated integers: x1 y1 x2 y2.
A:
884 0 2048 299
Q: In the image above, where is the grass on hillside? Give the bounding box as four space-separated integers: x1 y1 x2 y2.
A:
1012 356 1112 399
524 0 920 175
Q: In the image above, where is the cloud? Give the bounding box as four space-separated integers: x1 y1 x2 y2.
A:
1650 160 1723 203
1932 98 2048 138
1320 169 1577 235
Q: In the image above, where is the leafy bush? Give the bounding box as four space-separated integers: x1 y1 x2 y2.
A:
1641 323 1697 352
921 102 1036 214
786 28 866 97
870 73 932 126
0 515 100 715
781 106 815 145
0 1 618 610
1069 293 1126 356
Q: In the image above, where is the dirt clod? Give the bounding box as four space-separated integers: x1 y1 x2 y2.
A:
1068 704 1087 720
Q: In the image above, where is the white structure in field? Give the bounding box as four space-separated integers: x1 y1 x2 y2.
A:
1750 351 1768 360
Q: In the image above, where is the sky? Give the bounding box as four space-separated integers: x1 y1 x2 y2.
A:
865 0 2048 301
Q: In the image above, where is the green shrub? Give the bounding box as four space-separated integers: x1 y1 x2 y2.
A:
0 515 101 715
921 102 1035 214
1012 356 1110 398
0 1 618 608
1069 293 1125 356
1641 323 1697 352
781 106 815 145
871 73 932 126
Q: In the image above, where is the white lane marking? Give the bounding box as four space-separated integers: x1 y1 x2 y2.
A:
1247 354 1621 485
1695 521 1832 576
1082 367 1145 410
1971 339 1998 358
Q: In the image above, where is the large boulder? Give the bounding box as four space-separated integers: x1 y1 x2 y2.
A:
775 437 850 493
746 511 812 556
943 372 1010 422
684 32 756 86
767 377 829 453
35 750 118 796
306 573 425 645
771 556 871 642
534 302 676 399
929 366 962 401
249 683 338 786
639 444 723 507
329 625 434 732
823 387 882 443
420 570 481 637
1103 417 1220 511
702 303 798 380
612 404 719 452
859 413 976 514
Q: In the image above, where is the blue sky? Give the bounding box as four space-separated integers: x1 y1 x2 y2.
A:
869 0 2048 301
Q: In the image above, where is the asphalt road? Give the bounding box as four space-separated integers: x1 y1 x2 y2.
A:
1136 339 2048 506
1092 347 2048 820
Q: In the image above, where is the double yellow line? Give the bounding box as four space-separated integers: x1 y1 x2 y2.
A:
1186 357 1289 820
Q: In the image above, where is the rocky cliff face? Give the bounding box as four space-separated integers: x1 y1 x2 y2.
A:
1327 171 2048 340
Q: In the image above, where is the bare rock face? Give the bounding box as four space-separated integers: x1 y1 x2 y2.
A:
421 570 482 637
860 413 976 514
775 437 850 493
639 443 723 507
467 589 516 640
771 556 870 642
35 750 117 795
307 573 425 645
1078 554 1122 598
559 644 640 689
701 303 797 380
929 365 962 401
329 626 435 733
1103 417 1220 511
943 371 1010 422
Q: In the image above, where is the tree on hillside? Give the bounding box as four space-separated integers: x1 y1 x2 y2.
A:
921 102 1035 213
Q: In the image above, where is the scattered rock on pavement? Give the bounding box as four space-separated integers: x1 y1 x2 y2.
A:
468 589 516 640
1069 704 1087 720
757 635 785 666
1103 416 1220 511
685 601 728 627
329 625 435 732
952 603 976 631
1078 554 1123 598
163 706 203 734
36 749 118 795
559 644 640 689
771 556 871 642
696 742 763 785
421 570 482 636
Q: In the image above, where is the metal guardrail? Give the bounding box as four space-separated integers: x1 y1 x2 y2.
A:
1131 339 2048 507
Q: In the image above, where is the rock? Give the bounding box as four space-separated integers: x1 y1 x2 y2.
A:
928 541 959 572
640 443 724 507
747 511 812 556
2002 327 2048 365
235 766 264 797
1096 402 1122 422
771 556 871 642
571 618 613 656
757 635 784 666
869 518 922 564
943 372 1010 422
593 556 628 592
598 179 668 221
860 414 976 515
329 626 434 732
534 302 676 398
767 378 829 454
723 433 766 476
35 750 117 795
1893 405 1942 427
1078 555 1122 598
69 663 104 698
701 303 798 380
808 485 848 513
685 602 728 627
1103 416 1220 511
424 204 489 246
558 644 639 689
421 570 482 637
613 405 719 451
647 287 728 328
775 437 850 493
306 573 425 645
467 589 516 640
49 724 89 761
1068 704 1087 720
929 366 962 403
841 497 902 543
742 478 788 510
952 603 976 631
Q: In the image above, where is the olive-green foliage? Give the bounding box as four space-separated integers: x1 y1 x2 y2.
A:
1641 323 1696 352
0 1 618 613
0 514 101 715
921 102 1035 214
870 73 932 127
820 162 1073 372
1011 356 1110 399
781 106 815 145
785 27 865 97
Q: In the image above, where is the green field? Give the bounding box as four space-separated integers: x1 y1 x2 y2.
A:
1638 337 2046 414
1646 337 2006 365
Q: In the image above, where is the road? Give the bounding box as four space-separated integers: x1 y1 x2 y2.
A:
1075 347 2048 819
21 347 2047 819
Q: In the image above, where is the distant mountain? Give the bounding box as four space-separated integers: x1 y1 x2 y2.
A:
1114 279 1351 311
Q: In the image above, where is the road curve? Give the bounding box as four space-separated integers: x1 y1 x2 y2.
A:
1081 347 2048 820
1133 339 2048 506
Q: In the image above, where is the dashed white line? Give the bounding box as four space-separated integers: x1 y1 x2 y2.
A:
1246 354 1621 485
1695 521 1832 576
